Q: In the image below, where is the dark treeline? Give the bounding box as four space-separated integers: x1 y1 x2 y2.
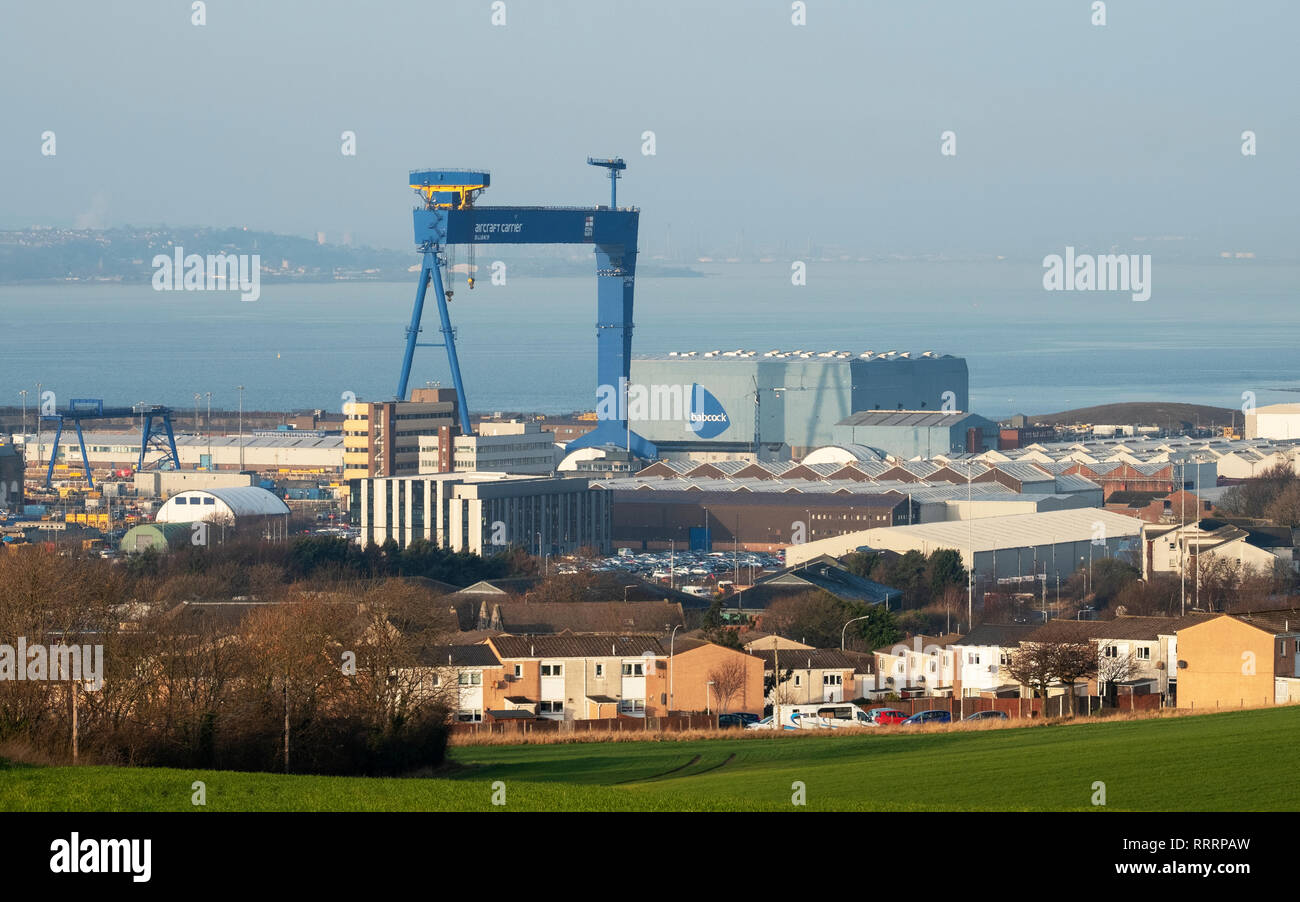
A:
0 545 468 774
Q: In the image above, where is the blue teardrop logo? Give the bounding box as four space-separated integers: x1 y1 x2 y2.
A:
687 384 730 439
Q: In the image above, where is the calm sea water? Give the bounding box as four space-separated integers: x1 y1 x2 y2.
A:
1 261 1297 420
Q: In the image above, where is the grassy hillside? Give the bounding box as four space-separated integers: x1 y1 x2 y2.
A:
3 707 1296 812
1029 402 1240 431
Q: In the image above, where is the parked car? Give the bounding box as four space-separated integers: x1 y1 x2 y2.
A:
745 715 775 730
963 710 1009 722
900 710 952 726
870 708 909 725
717 713 761 729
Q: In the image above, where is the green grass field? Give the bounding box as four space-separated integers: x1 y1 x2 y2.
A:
2 707 1296 812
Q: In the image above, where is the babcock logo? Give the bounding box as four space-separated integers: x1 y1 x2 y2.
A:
594 380 730 439
687 384 730 439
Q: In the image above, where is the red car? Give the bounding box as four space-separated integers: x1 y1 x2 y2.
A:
871 708 908 725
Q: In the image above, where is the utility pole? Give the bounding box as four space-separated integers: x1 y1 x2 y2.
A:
205 392 212 465
18 389 27 445
967 463 974 627
237 385 246 471
35 382 42 469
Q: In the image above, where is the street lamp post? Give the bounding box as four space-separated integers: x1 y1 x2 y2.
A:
623 584 635 602
841 614 870 651
18 391 27 456
706 680 714 716
669 624 681 711
35 382 42 468
236 385 246 471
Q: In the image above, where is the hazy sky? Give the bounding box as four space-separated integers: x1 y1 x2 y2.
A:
3 0 1296 256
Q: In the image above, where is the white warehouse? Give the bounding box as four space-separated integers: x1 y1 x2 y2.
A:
786 508 1143 586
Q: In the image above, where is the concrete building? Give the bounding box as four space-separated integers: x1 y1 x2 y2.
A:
354 473 610 555
134 470 254 498
418 420 560 475
600 457 1104 551
17 431 343 475
343 389 458 480
0 437 22 512
1176 614 1300 709
1245 403 1300 441
786 508 1144 588
627 349 969 457
832 411 999 459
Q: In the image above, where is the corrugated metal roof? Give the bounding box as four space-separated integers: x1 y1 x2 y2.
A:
838 411 975 428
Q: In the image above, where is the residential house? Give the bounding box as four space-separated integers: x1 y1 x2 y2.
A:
871 633 965 698
484 634 669 720
663 638 765 715
1143 519 1298 580
950 623 1040 697
753 648 876 709
1018 614 1212 702
412 644 505 723
1175 614 1300 709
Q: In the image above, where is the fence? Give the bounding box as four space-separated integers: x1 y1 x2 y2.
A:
450 713 718 738
846 695 1123 719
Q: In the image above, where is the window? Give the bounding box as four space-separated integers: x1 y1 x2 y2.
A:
823 674 842 686
1000 653 1009 666
595 664 604 677
618 699 645 713
929 661 936 673
622 662 644 677
794 675 801 687
204 497 215 505
175 497 187 504
1103 646 1118 658
455 710 482 723
539 701 563 714
541 664 562 677
1136 647 1151 661
513 664 522 678
458 671 482 686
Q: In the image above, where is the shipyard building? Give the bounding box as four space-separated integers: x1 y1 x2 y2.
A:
626 349 968 459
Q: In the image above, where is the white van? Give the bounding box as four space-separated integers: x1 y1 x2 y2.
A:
778 703 873 730
681 585 712 597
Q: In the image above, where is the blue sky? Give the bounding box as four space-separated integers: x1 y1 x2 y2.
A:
2 0 1295 256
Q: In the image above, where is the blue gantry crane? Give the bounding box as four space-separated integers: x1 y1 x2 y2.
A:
39 399 178 489
396 158 657 458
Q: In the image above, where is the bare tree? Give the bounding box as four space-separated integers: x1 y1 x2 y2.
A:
707 658 748 715
1005 641 1097 717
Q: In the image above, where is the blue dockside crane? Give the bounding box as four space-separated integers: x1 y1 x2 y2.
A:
39 399 178 490
396 158 657 459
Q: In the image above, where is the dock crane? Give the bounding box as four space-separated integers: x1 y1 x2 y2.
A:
396 158 657 459
38 399 178 490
